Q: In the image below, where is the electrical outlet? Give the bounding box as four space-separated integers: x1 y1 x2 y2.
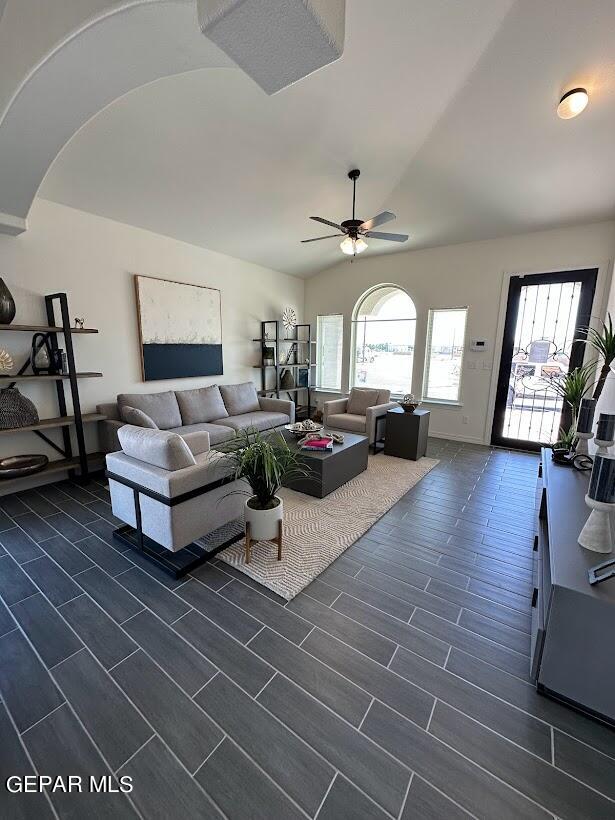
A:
462 415 469 424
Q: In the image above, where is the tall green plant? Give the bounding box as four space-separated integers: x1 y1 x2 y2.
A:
543 362 596 423
578 313 615 401
219 427 310 509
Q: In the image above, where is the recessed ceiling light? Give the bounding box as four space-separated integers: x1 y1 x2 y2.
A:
557 87 589 119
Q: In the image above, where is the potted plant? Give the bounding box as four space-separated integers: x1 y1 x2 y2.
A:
550 423 577 462
221 427 309 541
543 362 596 431
578 313 615 401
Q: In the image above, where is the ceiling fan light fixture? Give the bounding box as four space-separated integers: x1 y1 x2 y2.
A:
340 236 368 255
557 87 589 119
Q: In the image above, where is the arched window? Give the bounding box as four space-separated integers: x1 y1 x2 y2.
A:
351 285 416 395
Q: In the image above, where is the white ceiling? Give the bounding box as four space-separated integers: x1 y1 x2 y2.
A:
37 0 615 277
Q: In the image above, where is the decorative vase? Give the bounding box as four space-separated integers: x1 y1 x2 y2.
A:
244 496 283 541
0 388 39 429
0 279 16 325
280 369 295 389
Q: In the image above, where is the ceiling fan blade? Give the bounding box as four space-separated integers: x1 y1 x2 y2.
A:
301 234 342 243
364 231 408 242
310 216 346 232
359 211 396 231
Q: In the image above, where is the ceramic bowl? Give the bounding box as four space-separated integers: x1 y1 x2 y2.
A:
0 454 49 479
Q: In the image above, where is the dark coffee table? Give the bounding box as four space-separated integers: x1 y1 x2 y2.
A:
281 430 369 498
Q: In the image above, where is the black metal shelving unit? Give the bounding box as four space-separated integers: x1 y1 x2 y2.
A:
0 292 104 486
253 319 315 420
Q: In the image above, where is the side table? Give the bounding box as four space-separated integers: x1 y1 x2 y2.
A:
383 407 430 460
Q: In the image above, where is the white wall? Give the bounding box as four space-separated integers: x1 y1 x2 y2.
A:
305 221 615 444
0 198 303 471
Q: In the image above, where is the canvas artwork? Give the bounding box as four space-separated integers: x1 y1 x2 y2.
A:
134 275 223 381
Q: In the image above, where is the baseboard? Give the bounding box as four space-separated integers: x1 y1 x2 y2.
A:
428 430 487 445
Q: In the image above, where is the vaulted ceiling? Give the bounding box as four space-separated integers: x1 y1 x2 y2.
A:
4 0 615 277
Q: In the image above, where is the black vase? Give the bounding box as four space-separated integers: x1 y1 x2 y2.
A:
0 279 16 325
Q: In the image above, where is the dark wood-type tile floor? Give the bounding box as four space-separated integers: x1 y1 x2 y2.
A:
0 438 614 819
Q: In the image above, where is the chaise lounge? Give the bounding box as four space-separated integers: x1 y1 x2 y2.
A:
97 381 295 452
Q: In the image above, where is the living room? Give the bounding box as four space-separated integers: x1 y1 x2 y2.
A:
1 1 615 818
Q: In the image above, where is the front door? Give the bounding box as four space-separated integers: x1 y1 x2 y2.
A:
491 269 597 451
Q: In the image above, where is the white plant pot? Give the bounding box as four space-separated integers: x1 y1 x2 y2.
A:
245 496 283 541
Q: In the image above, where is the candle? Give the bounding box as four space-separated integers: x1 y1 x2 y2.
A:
577 398 597 434
588 454 615 504
596 413 615 443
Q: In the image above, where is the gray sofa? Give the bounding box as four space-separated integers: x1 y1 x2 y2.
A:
97 382 294 453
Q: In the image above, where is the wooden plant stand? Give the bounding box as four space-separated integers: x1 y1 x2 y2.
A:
245 520 283 564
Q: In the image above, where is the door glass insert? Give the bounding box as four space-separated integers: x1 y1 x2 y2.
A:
502 280 581 445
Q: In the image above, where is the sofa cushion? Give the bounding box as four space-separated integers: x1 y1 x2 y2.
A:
117 426 196 471
347 388 381 416
377 389 391 404
219 382 260 416
182 431 211 457
176 385 228 425
168 422 235 446
118 391 182 430
122 406 158 429
214 411 289 432
326 413 367 434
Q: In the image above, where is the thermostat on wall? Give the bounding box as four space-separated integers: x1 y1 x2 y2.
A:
469 339 488 352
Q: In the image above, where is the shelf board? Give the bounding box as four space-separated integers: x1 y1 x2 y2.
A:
0 324 98 334
0 452 104 488
0 413 106 436
0 372 103 382
253 364 315 369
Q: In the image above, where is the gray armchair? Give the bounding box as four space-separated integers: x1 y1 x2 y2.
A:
323 388 399 449
106 426 245 577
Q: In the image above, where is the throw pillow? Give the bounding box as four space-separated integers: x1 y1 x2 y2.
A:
121 406 158 429
347 388 381 416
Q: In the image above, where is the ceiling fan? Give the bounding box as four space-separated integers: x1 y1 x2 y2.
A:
301 169 409 256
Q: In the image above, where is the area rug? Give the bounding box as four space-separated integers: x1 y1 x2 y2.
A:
212 453 438 601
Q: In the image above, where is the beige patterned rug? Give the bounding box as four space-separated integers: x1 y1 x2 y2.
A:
214 454 438 601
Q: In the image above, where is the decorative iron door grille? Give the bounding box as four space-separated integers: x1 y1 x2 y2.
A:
491 269 597 451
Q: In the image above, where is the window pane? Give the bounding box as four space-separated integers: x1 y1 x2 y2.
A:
316 314 343 391
356 287 416 320
352 286 416 395
424 308 467 401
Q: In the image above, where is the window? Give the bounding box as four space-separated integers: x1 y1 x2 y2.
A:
351 285 416 395
316 314 343 391
423 308 468 402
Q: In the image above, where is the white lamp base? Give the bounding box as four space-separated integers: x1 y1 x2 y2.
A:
578 495 614 553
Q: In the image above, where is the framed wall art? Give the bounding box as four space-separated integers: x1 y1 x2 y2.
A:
134 275 223 381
